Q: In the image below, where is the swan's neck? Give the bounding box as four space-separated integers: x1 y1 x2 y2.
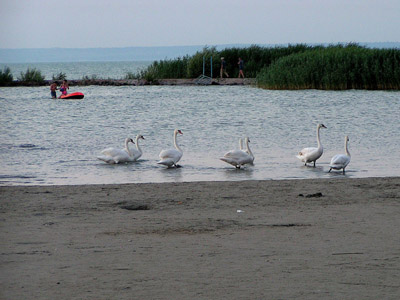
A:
345 138 350 157
317 126 322 149
245 139 253 158
239 138 244 150
135 136 142 154
174 132 182 153
125 139 133 157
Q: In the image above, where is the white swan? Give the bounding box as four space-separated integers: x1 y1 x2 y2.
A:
157 129 183 167
131 134 145 161
220 137 254 168
239 137 249 154
296 123 327 167
329 136 351 174
97 138 136 164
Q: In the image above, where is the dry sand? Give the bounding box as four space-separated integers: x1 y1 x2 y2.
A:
1 177 400 299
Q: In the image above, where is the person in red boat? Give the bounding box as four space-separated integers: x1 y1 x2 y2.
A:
59 80 69 98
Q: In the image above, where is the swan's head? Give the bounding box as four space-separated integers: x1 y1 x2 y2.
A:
175 129 183 135
318 124 327 129
245 137 250 143
126 138 135 144
345 136 349 142
138 135 145 140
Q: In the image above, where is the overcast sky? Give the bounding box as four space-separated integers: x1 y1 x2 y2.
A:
1 0 399 49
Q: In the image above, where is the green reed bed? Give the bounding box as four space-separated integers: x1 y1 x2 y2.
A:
0 66 13 86
136 45 313 80
256 45 400 90
134 56 190 81
17 67 45 85
135 44 399 90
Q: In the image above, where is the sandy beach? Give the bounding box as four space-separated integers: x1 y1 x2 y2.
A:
1 177 399 299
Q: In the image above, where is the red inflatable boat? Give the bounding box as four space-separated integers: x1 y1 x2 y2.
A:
60 92 84 100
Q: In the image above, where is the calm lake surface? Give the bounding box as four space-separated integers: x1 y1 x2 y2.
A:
0 61 151 80
0 85 399 186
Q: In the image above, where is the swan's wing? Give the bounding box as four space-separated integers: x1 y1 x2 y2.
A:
223 149 248 159
296 147 323 162
159 149 182 160
101 147 125 157
220 157 239 167
238 154 254 165
157 158 176 166
97 155 117 164
99 147 131 164
114 152 134 163
221 150 253 167
297 147 318 157
330 154 350 168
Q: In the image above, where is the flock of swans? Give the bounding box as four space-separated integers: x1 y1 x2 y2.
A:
97 125 351 174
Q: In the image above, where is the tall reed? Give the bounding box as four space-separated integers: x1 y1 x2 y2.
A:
136 45 312 80
256 44 400 90
0 66 13 86
18 68 45 85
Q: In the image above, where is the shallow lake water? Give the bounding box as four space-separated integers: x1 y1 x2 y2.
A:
0 85 399 186
0 61 151 80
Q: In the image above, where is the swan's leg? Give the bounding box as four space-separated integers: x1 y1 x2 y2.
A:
313 161 316 167
342 168 346 174
328 167 332 173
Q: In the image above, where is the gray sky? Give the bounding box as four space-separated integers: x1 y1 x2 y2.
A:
1 0 399 48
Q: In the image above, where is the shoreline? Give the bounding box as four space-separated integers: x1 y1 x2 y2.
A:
1 176 400 299
3 78 256 87
0 174 399 188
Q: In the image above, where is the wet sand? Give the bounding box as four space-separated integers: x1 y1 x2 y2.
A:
1 177 400 299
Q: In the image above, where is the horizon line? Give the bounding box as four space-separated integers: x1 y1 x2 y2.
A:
1 42 400 51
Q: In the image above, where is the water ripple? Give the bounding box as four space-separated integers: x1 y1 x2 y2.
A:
0 86 399 185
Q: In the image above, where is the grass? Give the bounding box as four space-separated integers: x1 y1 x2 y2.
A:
0 66 13 86
52 72 67 81
18 68 45 85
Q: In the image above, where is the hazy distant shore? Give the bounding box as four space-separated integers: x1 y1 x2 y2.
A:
1 176 399 299
5 78 255 87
